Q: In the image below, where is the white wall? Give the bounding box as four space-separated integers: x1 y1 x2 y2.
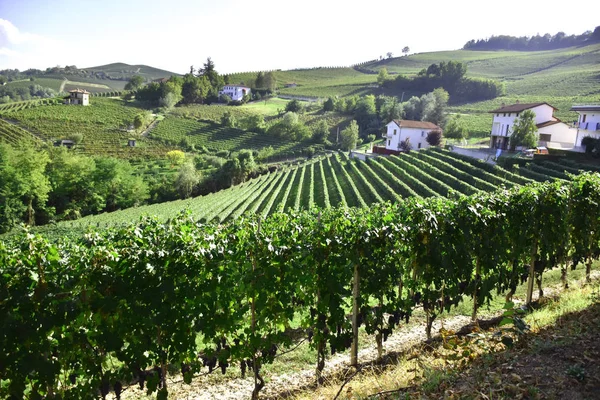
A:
384 122 431 150
490 104 554 137
219 86 250 101
538 123 576 146
577 111 600 132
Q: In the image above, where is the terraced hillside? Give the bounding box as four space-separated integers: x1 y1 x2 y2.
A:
35 148 593 238
0 97 172 158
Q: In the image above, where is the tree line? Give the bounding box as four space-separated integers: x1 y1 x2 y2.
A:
380 60 504 103
463 26 600 51
0 143 274 234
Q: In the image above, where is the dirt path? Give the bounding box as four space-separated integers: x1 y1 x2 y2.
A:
140 116 160 138
59 77 68 93
121 272 599 400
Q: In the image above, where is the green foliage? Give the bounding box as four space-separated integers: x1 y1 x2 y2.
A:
220 111 237 128
444 114 468 140
3 173 600 398
377 67 389 86
285 99 303 113
510 110 538 150
124 75 145 91
340 120 359 151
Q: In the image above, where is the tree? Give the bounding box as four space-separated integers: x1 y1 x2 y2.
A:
422 88 449 127
426 129 443 146
323 97 335 112
133 113 151 132
399 137 412 152
444 114 468 141
93 158 149 211
386 52 393 59
340 120 359 151
158 92 181 109
402 96 423 120
285 99 302 113
510 110 538 150
402 46 410 56
380 96 403 123
377 68 389 86
125 75 145 91
176 161 200 199
166 150 186 166
221 111 237 128
0 144 50 230
312 120 330 144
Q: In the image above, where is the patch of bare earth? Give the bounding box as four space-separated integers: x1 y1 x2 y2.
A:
402 301 600 400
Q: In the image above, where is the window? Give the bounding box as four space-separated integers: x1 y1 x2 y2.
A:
393 129 397 135
506 125 509 134
583 114 587 123
388 140 391 146
516 113 519 117
421 131 425 137
418 143 422 149
503 113 507 117
497 113 499 117
539 134 551 142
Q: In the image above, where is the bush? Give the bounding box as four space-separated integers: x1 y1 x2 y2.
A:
285 99 303 113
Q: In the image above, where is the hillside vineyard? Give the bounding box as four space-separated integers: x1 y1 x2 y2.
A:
43 147 598 237
2 172 599 399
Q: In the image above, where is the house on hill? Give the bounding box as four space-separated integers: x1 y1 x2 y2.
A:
375 120 441 155
219 85 251 101
489 102 576 150
65 89 90 106
571 104 600 148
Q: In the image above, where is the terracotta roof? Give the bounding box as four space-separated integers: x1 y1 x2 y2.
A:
69 88 90 94
390 120 441 130
223 84 250 89
571 105 600 112
489 102 557 113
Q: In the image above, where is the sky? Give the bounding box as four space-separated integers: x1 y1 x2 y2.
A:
0 0 598 74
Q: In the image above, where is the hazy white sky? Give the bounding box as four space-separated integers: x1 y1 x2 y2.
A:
0 0 598 74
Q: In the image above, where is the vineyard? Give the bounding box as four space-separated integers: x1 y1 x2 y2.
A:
0 98 172 158
31 148 597 239
0 119 41 145
2 171 600 399
149 116 305 156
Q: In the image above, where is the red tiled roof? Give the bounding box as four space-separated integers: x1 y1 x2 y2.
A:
391 119 441 130
489 102 557 113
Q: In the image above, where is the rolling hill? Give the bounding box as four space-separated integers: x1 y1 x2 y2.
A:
82 62 181 81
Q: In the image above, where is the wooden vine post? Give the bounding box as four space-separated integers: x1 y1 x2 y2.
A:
350 261 360 367
472 256 481 322
526 241 538 305
251 223 264 400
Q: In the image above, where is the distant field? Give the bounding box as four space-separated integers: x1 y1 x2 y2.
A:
83 62 180 81
5 77 63 92
149 116 306 157
1 97 171 158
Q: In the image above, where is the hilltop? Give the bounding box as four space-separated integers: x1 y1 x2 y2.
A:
83 62 181 81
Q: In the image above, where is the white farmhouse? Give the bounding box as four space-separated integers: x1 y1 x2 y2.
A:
218 85 251 102
489 102 576 150
381 120 441 153
65 89 90 106
571 104 600 148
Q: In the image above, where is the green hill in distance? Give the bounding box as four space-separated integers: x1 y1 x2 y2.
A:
83 62 181 81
